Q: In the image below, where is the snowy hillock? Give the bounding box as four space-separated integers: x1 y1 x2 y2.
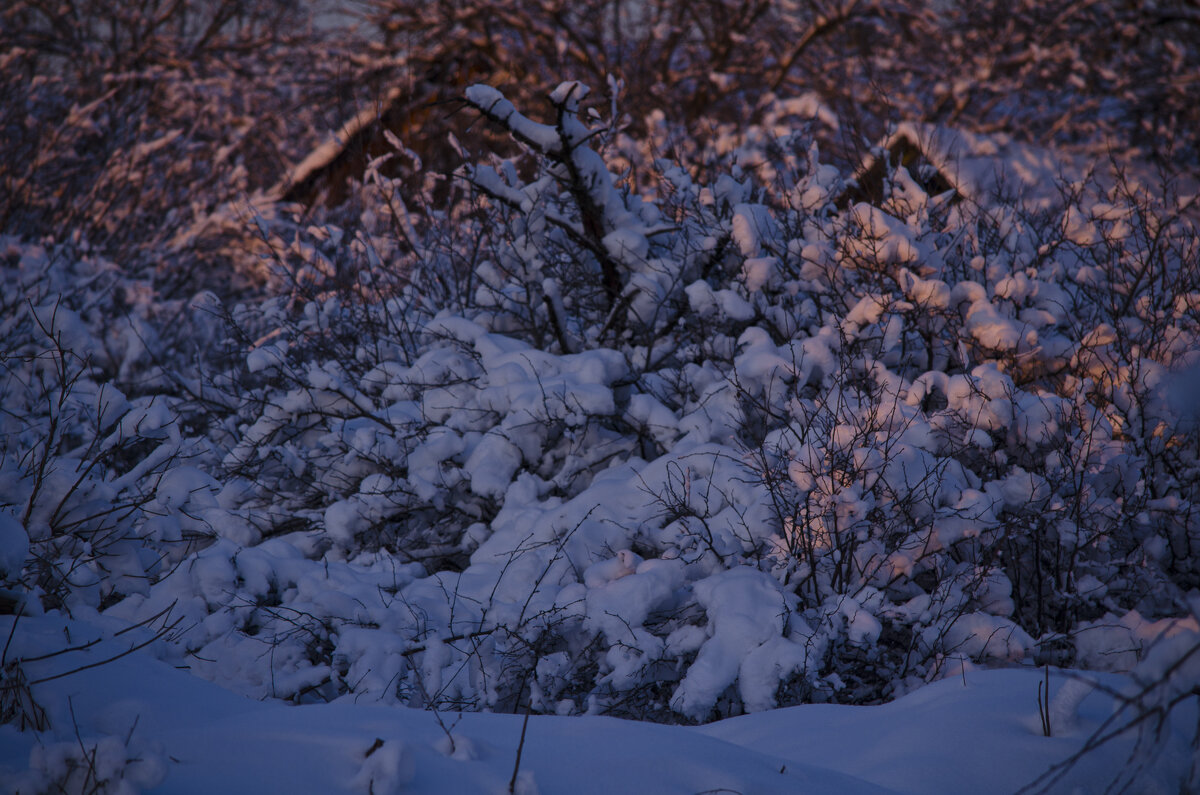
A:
2 78 1199 792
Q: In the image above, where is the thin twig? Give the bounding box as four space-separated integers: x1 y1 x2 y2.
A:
508 711 531 795
29 616 183 686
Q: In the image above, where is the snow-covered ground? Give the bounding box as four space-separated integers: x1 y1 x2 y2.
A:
2 614 1196 794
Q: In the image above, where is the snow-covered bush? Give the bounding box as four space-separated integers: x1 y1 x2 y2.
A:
101 81 1199 729
1022 600 1200 794
736 168 1200 696
0 238 218 614
8 732 166 795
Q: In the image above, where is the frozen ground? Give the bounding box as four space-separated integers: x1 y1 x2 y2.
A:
2 614 1195 794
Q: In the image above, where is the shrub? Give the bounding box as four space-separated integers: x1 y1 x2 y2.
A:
100 83 1199 728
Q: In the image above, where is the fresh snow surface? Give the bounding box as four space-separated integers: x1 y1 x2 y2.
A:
2 615 1196 794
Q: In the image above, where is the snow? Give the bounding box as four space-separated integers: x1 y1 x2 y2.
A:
854 123 1070 209
465 85 565 155
938 612 1034 663
671 568 801 719
848 203 920 265
0 513 29 580
698 666 1197 795
742 255 779 292
731 203 779 257
2 613 1196 794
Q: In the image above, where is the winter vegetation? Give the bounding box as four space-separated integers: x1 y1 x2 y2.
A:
2 0 1200 792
